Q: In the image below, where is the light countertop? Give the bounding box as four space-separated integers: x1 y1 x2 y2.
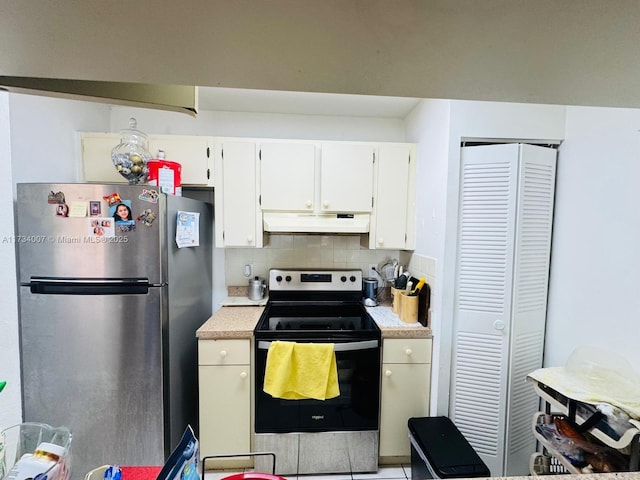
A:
195 304 432 340
196 306 263 339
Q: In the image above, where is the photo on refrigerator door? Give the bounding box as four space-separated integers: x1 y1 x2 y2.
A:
110 200 135 232
88 218 114 237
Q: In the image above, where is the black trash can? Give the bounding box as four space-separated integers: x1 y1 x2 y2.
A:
408 417 490 479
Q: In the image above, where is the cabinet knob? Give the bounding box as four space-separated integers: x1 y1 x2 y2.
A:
385 369 392 377
306 200 312 208
219 350 228 357
323 200 329 209
493 320 506 331
247 235 253 244
377 238 384 245
405 348 413 356
240 371 247 379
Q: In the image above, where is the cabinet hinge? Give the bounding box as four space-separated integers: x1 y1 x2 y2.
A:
207 168 210 180
207 146 210 158
373 152 376 164
259 194 261 206
259 149 262 161
408 153 411 164
372 197 374 208
221 148 224 160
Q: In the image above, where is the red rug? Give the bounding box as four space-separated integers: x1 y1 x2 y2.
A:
119 466 163 480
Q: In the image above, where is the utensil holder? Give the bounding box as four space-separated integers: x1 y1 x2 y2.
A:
391 287 403 314
399 292 418 323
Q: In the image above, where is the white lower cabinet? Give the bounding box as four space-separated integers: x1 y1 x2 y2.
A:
198 339 251 469
379 338 432 459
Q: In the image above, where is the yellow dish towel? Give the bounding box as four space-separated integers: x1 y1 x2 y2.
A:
263 341 340 400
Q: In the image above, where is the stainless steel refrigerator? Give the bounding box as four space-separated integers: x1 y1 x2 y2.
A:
16 183 213 479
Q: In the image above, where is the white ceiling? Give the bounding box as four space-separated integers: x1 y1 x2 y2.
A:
197 87 421 118
4 2 640 109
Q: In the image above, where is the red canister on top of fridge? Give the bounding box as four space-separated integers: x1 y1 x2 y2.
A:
148 149 182 196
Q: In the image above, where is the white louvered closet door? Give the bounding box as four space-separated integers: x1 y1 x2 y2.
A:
451 143 557 477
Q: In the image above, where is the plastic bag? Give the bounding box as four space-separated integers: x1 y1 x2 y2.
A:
156 426 199 480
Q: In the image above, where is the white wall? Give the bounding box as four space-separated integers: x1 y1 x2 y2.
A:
0 92 21 428
9 94 110 185
546 106 640 368
403 98 452 414
108 107 406 142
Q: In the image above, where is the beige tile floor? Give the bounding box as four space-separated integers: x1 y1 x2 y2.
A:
204 465 410 480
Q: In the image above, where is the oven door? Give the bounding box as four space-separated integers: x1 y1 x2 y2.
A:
254 338 381 433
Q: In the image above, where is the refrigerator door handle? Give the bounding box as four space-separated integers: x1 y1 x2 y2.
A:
29 277 150 295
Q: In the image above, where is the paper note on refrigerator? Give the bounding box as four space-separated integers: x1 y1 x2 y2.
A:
176 211 200 248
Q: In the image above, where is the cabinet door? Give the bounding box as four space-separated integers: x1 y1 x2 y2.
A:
80 132 125 183
380 338 432 458
320 143 374 213
215 141 260 247
148 135 212 186
371 144 415 249
198 364 250 458
259 142 315 211
380 362 431 457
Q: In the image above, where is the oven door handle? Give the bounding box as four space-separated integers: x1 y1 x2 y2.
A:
257 339 379 352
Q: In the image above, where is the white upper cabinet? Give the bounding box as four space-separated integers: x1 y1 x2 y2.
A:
80 132 123 183
370 143 416 250
80 132 213 186
320 143 374 213
147 135 212 186
259 142 316 211
214 140 262 248
259 141 375 214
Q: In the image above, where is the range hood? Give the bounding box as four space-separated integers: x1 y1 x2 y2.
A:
263 212 370 234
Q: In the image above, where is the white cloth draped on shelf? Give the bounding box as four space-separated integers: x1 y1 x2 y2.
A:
527 347 640 421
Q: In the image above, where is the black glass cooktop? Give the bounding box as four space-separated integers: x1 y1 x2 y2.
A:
254 302 380 338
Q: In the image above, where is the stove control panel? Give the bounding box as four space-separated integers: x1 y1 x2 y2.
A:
268 269 363 291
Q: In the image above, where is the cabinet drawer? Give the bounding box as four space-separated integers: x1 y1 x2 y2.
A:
382 338 432 364
198 339 250 365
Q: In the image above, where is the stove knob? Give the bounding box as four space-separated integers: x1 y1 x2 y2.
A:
285 275 292 282
276 275 283 282
350 275 356 282
341 276 347 282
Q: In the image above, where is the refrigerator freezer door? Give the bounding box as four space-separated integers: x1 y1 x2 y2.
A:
19 285 165 477
16 183 164 284
164 195 213 448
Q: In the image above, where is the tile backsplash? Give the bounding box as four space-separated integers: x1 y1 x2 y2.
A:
224 234 437 298
225 234 404 286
